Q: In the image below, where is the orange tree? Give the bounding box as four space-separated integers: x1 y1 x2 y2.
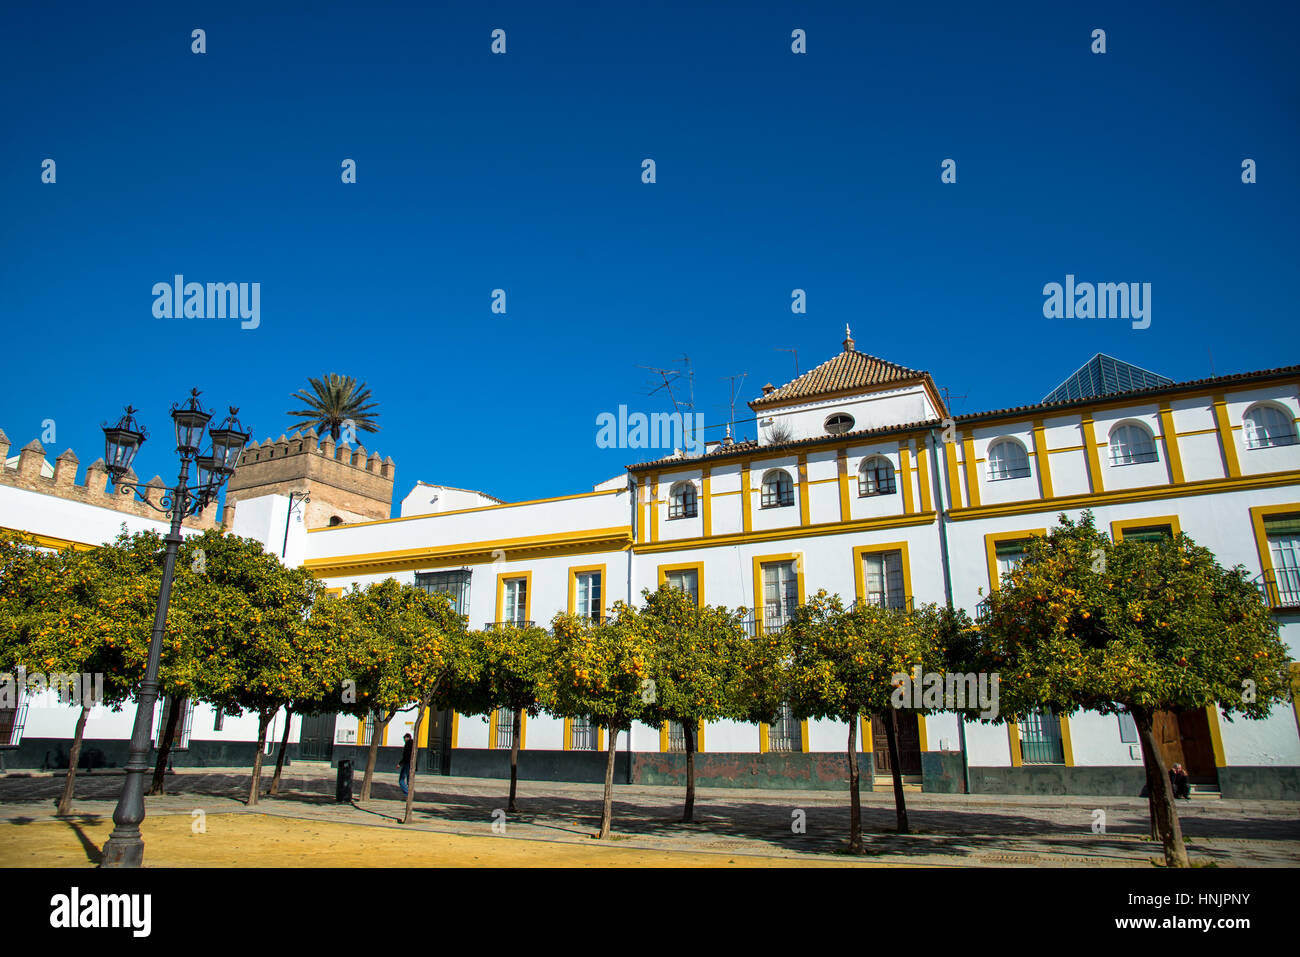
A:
539 604 652 839
977 512 1290 868
178 531 324 806
452 623 553 813
783 591 949 849
634 584 749 823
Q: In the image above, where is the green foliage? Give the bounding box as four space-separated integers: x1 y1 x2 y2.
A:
978 512 1290 721
539 604 651 732
452 623 552 718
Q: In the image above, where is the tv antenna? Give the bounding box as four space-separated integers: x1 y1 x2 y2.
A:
939 386 967 415
774 348 799 378
720 372 749 438
637 355 694 415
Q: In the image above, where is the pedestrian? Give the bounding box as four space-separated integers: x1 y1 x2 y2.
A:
1168 763 1191 800
397 733 413 795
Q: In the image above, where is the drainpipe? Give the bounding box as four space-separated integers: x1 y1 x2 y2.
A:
929 428 970 795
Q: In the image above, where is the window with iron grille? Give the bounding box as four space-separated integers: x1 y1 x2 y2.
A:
1244 404 1298 449
664 568 699 605
862 550 906 610
760 470 794 508
1265 515 1300 607
570 716 598 750
987 439 1031 480
213 707 224 732
769 702 801 752
667 721 687 752
762 561 799 631
1019 707 1065 764
416 569 472 614
359 712 378 746
668 482 698 519
494 708 517 750
825 413 855 435
575 571 602 620
1109 423 1158 466
0 702 27 749
157 697 194 751
858 456 896 496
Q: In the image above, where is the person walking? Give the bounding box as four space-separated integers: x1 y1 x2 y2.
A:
398 733 414 796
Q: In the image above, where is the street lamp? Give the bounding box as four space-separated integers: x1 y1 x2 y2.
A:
98 389 249 868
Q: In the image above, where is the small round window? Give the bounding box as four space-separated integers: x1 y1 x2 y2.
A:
825 413 855 435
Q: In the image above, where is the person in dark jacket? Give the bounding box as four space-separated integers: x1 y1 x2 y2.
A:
397 733 414 795
1168 763 1191 800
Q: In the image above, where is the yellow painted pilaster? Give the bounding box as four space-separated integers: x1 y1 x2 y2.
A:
741 463 753 533
898 442 914 515
961 432 981 508
1212 394 1241 478
701 468 712 537
797 454 810 526
1158 402 1185 485
836 450 851 520
1081 413 1103 493
916 440 932 513
1032 419 1053 500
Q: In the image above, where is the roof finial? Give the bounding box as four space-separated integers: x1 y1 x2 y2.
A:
843 324 855 352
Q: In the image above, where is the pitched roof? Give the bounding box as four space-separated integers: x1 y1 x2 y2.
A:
1042 353 1173 404
749 328 928 410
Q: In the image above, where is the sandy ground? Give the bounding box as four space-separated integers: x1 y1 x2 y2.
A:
0 812 882 868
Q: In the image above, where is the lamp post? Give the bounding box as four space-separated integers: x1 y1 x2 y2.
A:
98 389 249 868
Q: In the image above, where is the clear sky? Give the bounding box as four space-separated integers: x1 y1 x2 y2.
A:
2 1 1295 511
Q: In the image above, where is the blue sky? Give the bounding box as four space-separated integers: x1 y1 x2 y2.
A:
2 1 1296 511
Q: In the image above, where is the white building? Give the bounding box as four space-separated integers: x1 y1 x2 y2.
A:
3 337 1299 798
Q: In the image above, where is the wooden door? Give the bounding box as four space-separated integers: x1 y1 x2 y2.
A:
872 712 922 775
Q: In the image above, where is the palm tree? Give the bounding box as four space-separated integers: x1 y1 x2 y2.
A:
287 374 380 442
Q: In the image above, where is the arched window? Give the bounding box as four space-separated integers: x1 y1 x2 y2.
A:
825 412 855 435
1244 403 1298 449
1109 422 1158 466
760 469 794 508
858 456 896 496
987 439 1031 480
668 481 698 519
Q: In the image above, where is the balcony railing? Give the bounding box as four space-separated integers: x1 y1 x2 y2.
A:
1254 569 1300 611
740 610 798 637
849 595 914 613
975 597 992 624
484 620 536 630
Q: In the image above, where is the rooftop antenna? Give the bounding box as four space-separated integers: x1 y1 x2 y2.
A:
637 355 694 415
775 348 799 378
720 372 749 440
1208 349 1216 377
939 386 967 415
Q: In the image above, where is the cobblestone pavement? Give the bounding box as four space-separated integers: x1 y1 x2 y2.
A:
2 767 1297 866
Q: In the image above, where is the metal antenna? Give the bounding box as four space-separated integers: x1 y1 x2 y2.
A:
720 372 749 439
774 348 799 378
939 386 967 415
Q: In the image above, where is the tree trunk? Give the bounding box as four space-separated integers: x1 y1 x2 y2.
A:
1138 730 1159 840
56 704 91 816
883 709 910 834
599 728 618 839
404 700 429 825
681 721 696 823
270 711 293 796
359 711 388 801
508 708 521 813
149 696 185 796
247 711 272 806
847 717 862 852
1133 709 1190 867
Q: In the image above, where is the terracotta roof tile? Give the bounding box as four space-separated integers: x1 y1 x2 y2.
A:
749 347 927 409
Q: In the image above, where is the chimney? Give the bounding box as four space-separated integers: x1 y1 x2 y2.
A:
761 383 775 396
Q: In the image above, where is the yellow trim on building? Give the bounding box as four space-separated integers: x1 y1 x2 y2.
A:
1059 715 1074 767
635 511 935 555
0 528 96 551
1008 722 1022 767
898 443 915 515
701 468 712 537
861 715 872 755
567 563 608 618
944 439 963 509
836 450 851 520
657 561 705 606
797 454 811 526
916 441 932 513
1249 502 1300 608
800 720 810 753
916 715 927 753
1031 420 1053 500
758 724 769 752
450 711 459 749
1205 706 1227 767
983 528 1046 591
757 719 808 753
649 475 660 544
1212 394 1241 478
1157 403 1185 485
495 570 534 624
961 432 981 508
1080 413 1103 494
851 541 913 605
741 463 753 534
417 707 430 748
1110 515 1181 542
487 707 527 750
